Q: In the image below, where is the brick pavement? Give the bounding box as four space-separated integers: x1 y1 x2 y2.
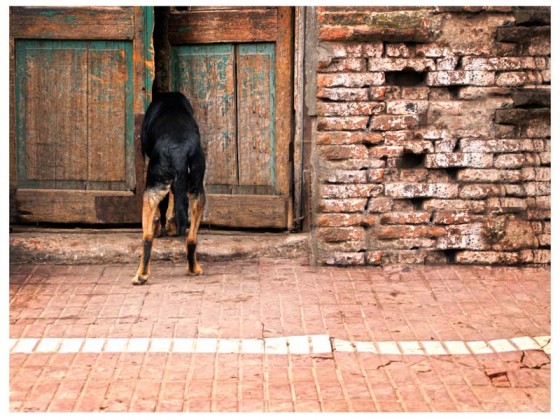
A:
9 258 551 412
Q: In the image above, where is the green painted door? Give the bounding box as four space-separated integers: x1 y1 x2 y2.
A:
10 7 154 224
172 43 276 194
168 7 293 229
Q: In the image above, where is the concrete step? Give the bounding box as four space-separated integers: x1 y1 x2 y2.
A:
9 227 310 265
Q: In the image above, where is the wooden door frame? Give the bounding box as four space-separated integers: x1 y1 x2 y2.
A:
9 6 154 224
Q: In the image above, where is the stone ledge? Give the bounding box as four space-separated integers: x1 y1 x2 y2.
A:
9 227 310 265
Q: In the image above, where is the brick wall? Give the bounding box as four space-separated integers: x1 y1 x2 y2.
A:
312 6 550 265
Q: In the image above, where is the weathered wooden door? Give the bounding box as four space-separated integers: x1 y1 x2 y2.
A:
167 7 293 229
10 7 153 224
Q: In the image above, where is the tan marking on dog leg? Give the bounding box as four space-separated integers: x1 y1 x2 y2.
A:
186 192 205 276
132 188 168 285
165 189 177 236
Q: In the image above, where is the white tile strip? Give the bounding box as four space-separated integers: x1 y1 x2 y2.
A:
10 335 551 357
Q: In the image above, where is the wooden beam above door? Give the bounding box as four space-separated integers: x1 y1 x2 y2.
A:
168 8 278 44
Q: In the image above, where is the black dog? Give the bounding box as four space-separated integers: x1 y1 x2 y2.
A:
132 92 206 285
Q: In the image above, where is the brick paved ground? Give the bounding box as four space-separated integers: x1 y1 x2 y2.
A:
9 258 551 412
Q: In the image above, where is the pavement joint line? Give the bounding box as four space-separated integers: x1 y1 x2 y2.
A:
9 334 551 356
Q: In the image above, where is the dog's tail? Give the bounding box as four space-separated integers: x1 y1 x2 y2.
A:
173 172 189 237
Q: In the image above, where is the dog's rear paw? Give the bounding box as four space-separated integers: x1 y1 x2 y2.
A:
187 264 203 276
132 274 149 285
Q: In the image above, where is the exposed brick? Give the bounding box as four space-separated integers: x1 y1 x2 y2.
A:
317 72 385 87
436 56 459 71
457 168 522 183
486 215 538 250
318 145 368 161
365 250 383 265
386 100 429 115
456 86 511 99
519 249 550 264
369 115 419 131
368 146 404 159
385 183 458 198
318 10 442 42
315 213 363 227
459 184 504 199
315 226 366 243
524 182 550 196
521 167 550 181
381 212 432 224
385 43 413 57
364 197 393 213
318 116 370 131
487 197 527 213
321 184 383 199
323 252 365 266
460 139 537 153
321 58 367 72
426 71 495 86
316 131 383 145
317 87 369 102
368 86 387 100
320 169 367 184
368 57 435 72
495 71 529 86
432 210 479 225
436 223 489 250
377 225 446 239
462 57 540 71
317 101 385 117
319 199 367 213
422 199 487 212
493 153 526 169
455 251 521 265
425 153 493 168
366 168 385 183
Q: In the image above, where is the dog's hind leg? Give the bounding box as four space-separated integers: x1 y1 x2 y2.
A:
132 186 169 285
164 189 177 236
186 191 205 276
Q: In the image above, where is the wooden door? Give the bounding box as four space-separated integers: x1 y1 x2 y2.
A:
10 7 153 224
167 7 293 229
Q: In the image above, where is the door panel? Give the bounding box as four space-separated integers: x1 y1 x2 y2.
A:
237 43 276 189
172 44 238 188
16 40 134 191
168 7 293 229
10 7 153 224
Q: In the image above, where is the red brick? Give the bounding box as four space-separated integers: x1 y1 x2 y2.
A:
317 131 383 145
385 43 413 57
318 72 385 87
316 213 363 227
318 117 370 131
386 100 429 115
432 210 479 224
455 251 521 264
318 145 368 161
320 169 367 184
385 183 458 198
317 87 369 102
457 169 522 183
462 57 540 71
321 184 383 199
425 153 493 169
321 58 367 72
369 115 419 131
368 58 435 72
426 71 495 86
319 199 367 213
318 101 385 117
377 225 446 239
459 184 504 199
315 227 366 243
381 212 432 224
